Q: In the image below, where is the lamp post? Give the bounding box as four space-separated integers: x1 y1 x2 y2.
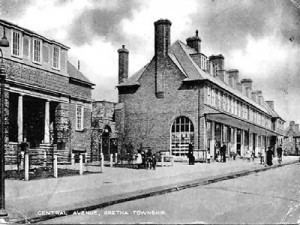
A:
0 26 9 219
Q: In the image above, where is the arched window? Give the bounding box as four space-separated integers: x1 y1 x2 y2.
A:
170 116 194 156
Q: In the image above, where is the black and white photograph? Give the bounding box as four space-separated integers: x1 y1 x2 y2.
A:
0 0 299 224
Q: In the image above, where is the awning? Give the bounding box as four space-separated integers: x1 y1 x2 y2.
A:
205 113 281 136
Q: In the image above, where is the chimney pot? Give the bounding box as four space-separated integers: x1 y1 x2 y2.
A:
186 30 201 53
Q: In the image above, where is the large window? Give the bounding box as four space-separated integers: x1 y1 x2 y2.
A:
11 30 22 57
171 116 194 156
52 46 60 69
33 38 42 63
76 105 84 131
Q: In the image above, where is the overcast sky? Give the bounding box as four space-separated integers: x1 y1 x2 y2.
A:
1 0 300 125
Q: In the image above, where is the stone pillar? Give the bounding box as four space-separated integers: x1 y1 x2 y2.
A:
17 94 23 143
210 121 215 160
44 100 50 144
233 128 237 154
241 130 245 156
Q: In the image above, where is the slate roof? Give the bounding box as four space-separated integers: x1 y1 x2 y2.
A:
119 40 283 118
67 62 94 86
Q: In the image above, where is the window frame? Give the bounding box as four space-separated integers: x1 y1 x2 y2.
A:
76 104 84 131
52 45 61 70
32 38 42 64
11 30 23 58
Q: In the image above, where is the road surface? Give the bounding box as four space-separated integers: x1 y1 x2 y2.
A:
42 163 300 224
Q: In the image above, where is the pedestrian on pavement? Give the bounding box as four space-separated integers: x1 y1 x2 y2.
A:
276 144 283 165
188 143 194 165
258 150 264 164
206 150 211 164
220 143 226 163
251 151 255 162
136 150 143 169
151 153 157 170
266 146 273 166
146 148 153 169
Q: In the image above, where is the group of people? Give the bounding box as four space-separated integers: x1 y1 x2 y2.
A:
215 142 227 163
264 144 283 166
134 148 157 170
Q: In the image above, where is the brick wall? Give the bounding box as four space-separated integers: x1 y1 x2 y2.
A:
118 56 200 153
5 59 69 96
69 101 92 161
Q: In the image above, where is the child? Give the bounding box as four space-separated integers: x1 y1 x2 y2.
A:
206 151 211 164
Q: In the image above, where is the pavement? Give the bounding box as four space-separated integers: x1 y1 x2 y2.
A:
4 155 299 224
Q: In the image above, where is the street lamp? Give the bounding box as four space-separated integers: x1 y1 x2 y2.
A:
0 26 9 220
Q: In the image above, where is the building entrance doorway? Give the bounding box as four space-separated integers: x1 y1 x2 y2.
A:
170 116 194 156
102 125 111 160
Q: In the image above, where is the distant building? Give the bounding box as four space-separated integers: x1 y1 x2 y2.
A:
116 19 285 160
0 19 94 164
91 101 117 161
283 121 300 155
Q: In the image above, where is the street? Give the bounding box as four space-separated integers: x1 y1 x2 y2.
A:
42 163 300 224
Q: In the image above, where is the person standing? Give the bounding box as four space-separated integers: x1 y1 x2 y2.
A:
266 146 274 166
276 144 283 165
188 143 194 165
220 143 227 163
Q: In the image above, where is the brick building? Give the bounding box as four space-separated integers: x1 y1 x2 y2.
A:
91 101 117 161
116 19 285 160
0 19 94 164
283 121 300 155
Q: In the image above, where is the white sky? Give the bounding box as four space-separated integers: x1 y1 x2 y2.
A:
1 0 300 126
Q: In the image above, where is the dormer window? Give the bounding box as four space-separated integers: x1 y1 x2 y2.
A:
52 46 60 70
33 38 42 64
11 30 22 58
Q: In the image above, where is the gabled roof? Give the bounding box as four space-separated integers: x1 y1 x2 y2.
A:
117 63 149 87
118 40 282 118
67 62 94 86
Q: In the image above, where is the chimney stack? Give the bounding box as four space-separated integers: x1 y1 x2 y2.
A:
251 91 259 102
209 54 225 82
118 45 129 84
186 30 201 53
295 124 299 132
266 101 275 110
227 69 239 88
154 19 172 98
290 121 295 127
240 79 253 97
78 60 80 71
256 90 263 105
154 19 172 58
